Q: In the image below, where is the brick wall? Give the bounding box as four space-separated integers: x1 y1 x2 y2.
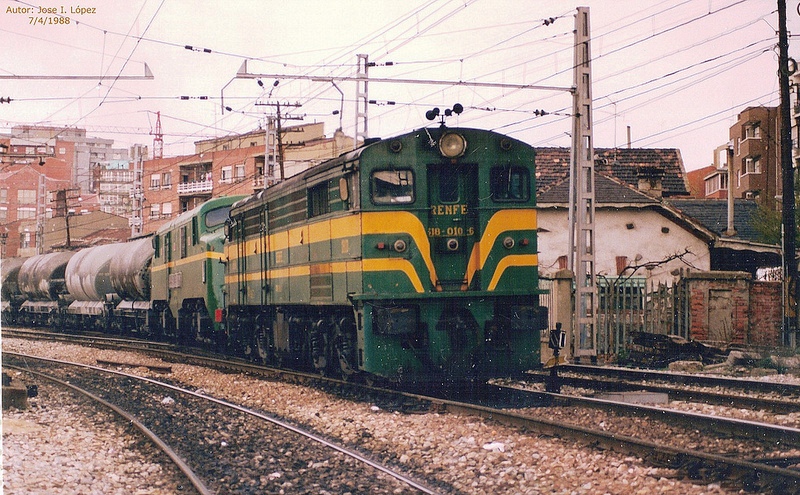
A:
684 272 781 347
749 281 782 346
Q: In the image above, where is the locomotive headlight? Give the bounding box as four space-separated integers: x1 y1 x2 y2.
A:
439 132 467 159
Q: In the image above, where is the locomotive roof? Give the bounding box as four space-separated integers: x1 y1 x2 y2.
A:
156 194 248 234
231 126 532 212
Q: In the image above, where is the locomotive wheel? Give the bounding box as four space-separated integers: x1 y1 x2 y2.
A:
253 315 272 365
333 318 357 379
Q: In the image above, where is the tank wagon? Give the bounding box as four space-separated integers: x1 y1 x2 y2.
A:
63 238 155 333
1 257 29 325
15 251 75 327
225 125 546 383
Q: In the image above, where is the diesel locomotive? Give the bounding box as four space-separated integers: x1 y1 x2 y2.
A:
1 124 547 384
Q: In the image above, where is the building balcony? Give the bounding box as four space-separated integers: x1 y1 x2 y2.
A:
177 179 213 196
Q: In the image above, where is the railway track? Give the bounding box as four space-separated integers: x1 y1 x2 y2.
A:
6 328 800 493
3 352 441 494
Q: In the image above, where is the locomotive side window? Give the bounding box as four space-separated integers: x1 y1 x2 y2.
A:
165 232 172 262
180 226 188 259
372 170 414 204
191 218 199 245
308 181 330 218
490 166 529 202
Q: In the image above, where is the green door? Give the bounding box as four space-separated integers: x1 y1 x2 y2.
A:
427 163 479 291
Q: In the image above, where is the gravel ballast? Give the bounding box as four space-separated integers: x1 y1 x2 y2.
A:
2 338 760 494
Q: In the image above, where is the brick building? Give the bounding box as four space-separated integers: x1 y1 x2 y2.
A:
0 166 70 257
0 126 130 257
688 106 783 211
139 122 352 234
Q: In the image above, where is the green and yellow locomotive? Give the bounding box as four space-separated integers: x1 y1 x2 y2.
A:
150 195 247 346
225 125 546 383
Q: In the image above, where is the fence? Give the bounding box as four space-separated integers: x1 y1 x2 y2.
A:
540 271 787 360
538 274 689 358
596 276 690 356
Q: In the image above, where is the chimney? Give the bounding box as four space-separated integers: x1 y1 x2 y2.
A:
637 164 665 198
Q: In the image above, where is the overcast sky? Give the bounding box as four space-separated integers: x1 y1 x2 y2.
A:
1 0 798 171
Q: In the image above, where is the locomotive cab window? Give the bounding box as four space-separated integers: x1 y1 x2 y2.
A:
205 206 232 228
490 166 529 202
371 169 414 204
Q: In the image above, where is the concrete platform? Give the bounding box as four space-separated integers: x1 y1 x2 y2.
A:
597 391 669 404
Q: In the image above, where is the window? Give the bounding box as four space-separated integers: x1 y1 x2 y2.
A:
162 172 171 188
162 202 172 217
0 207 6 222
153 234 161 258
308 181 330 217
235 164 246 181
745 123 761 139
150 174 160 189
744 156 761 174
191 217 199 245
180 226 188 258
19 232 31 249
439 173 459 203
17 189 36 204
0 188 7 203
371 170 414 204
220 166 233 184
165 232 172 262
205 206 232 228
150 203 160 218
17 207 36 219
704 173 728 196
490 166 530 201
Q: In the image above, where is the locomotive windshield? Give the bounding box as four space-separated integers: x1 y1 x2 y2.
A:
371 169 414 204
490 166 529 202
205 206 232 228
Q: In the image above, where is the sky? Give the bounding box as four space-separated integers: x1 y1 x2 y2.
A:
1 0 798 172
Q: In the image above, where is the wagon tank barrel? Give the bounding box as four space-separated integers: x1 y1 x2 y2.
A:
109 237 154 301
18 251 75 301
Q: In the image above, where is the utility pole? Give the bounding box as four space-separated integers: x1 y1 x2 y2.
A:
53 188 80 249
355 54 370 145
568 6 597 361
778 0 797 347
36 173 46 254
255 101 302 185
130 154 144 237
